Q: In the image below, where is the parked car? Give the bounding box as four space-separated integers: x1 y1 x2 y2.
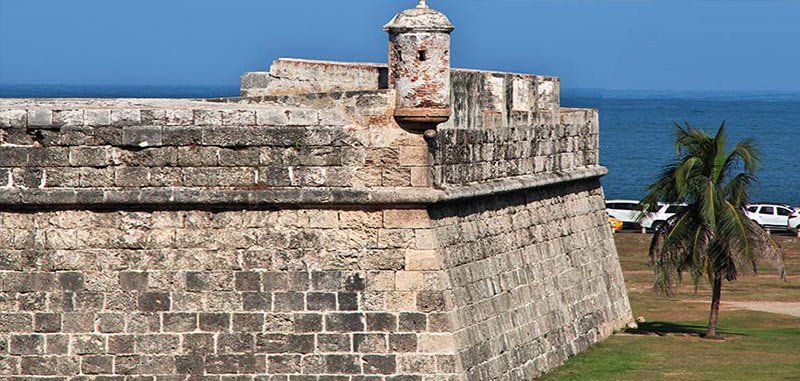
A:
745 203 796 230
641 203 688 231
605 200 644 228
608 215 623 233
788 208 800 231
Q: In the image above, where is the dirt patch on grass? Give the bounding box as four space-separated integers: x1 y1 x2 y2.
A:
723 301 800 318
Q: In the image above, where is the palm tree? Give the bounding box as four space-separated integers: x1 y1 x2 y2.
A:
640 122 784 338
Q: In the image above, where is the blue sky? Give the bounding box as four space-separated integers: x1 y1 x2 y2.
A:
1 0 798 91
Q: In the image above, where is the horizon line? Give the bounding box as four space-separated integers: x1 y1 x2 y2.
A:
2 83 800 95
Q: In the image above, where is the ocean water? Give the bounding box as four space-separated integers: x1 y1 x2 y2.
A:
2 85 799 206
562 90 800 207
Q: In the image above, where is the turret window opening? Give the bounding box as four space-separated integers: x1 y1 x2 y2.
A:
418 49 428 61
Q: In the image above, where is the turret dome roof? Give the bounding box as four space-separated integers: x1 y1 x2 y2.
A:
384 7 454 33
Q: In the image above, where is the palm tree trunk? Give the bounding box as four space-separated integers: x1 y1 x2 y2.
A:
707 274 723 337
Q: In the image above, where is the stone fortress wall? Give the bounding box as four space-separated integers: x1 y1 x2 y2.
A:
0 5 631 381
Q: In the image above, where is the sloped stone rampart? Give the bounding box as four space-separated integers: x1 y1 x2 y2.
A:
432 179 630 380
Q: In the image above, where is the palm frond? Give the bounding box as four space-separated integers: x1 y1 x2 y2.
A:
643 122 785 296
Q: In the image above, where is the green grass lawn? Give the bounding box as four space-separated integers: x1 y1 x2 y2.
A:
540 232 800 381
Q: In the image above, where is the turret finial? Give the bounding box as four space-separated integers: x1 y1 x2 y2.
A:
417 0 429 9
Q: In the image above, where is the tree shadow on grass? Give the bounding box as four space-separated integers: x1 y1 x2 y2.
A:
625 321 746 339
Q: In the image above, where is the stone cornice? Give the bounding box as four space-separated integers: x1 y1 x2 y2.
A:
0 166 607 209
439 166 608 202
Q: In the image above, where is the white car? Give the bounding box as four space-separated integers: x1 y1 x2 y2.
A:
788 208 800 231
745 203 795 230
605 200 644 228
641 203 687 231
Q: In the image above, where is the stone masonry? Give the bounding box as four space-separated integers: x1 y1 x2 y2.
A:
0 3 631 381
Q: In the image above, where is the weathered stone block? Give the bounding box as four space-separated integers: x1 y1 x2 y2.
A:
19 292 47 311
10 334 45 355
324 313 364 332
72 334 106 354
388 334 417 353
84 110 111 126
307 292 337 311
52 110 84 126
0 109 27 127
135 334 179 354
242 292 271 311
81 355 114 374
217 332 255 353
222 110 256 126
427 313 451 332
405 250 442 271
206 354 265 374
186 271 233 292
45 334 69 354
115 167 151 187
28 110 53 127
366 313 397 332
111 110 142 126
383 210 430 229
175 354 204 375
122 126 162 147
293 313 323 333
138 292 171 312
34 313 62 333
416 291 446 313
394 272 424 291
398 313 426 332
119 271 149 291
397 354 435 374
234 271 262 291
256 109 290 126
233 313 264 332
163 126 202 145
182 333 214 354
127 313 160 333
267 354 300 374
108 335 135 354
418 334 455 354
337 292 358 311
219 148 260 166
21 355 79 375
354 333 387 353
163 313 197 332
317 333 351 352
199 313 230 332
324 354 360 374
362 355 396 374
138 354 177 374
0 354 19 375
181 167 254 187
113 354 141 374
61 312 94 333
165 110 194 126
141 109 167 125
273 292 304 312
311 271 341 291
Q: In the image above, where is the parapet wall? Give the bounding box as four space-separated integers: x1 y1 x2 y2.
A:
0 59 631 381
432 109 598 187
0 92 436 207
242 59 561 129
